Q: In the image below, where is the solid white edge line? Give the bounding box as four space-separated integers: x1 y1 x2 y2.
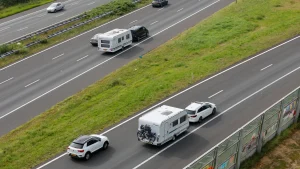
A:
52 53 64 60
0 77 14 85
133 65 300 169
24 79 40 88
183 85 300 169
76 55 89 61
0 4 152 71
208 90 223 99
260 64 273 71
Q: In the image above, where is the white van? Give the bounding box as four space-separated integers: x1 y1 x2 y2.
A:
137 105 189 146
97 28 132 52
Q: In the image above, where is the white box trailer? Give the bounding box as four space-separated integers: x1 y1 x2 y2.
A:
97 28 132 53
137 105 189 146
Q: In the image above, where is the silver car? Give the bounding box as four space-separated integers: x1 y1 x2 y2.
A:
47 2 65 13
90 34 101 46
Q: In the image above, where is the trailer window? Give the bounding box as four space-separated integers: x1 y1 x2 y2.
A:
122 36 124 40
126 34 130 39
101 40 110 44
101 44 110 48
180 115 186 123
172 120 178 127
118 38 121 43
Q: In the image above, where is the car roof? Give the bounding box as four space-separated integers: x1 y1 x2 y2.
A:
185 102 205 111
73 135 92 144
129 25 142 31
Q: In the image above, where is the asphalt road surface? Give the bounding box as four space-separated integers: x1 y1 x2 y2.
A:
0 0 112 44
35 36 300 169
0 0 234 136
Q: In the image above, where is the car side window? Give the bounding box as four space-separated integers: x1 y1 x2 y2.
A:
87 139 97 146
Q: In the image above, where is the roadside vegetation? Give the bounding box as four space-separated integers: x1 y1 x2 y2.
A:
0 0 53 19
0 0 152 68
0 0 299 169
241 122 300 169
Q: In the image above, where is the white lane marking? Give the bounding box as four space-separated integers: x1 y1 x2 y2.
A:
208 90 223 99
130 20 138 24
36 14 46 18
0 0 74 27
55 13 65 17
87 1 95 5
132 65 300 169
32 1 298 168
76 55 89 61
0 77 14 85
158 7 164 11
0 27 10 32
52 53 64 60
70 2 79 5
260 64 273 71
25 79 40 88
17 27 28 31
0 4 152 70
150 21 158 25
183 85 300 169
177 8 184 12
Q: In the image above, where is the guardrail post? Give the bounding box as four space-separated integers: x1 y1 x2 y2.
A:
294 88 300 124
212 147 218 169
235 129 243 169
276 100 284 136
256 114 265 153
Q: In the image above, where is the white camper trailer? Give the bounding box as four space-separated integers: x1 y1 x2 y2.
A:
137 105 189 146
97 28 132 53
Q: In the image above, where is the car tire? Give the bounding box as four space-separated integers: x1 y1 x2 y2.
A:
198 116 203 123
212 108 216 115
54 9 57 13
103 141 109 150
84 152 91 161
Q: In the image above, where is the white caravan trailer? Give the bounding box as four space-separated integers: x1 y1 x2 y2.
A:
97 28 132 53
137 105 189 146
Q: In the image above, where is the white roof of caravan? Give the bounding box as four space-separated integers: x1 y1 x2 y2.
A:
98 29 129 38
139 105 184 125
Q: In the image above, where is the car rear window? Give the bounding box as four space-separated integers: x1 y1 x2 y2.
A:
70 142 83 149
184 109 196 115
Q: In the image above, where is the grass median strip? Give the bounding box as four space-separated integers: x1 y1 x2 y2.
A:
0 0 54 19
0 0 299 169
0 0 152 68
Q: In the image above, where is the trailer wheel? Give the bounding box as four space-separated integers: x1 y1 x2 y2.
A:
172 135 176 141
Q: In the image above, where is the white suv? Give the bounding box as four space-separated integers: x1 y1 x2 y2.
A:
67 134 109 160
184 101 217 123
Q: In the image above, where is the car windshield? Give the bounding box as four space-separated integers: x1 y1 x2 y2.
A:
184 109 196 115
49 3 57 7
70 142 83 149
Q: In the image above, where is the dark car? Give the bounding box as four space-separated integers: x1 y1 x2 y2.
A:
129 26 149 42
152 0 168 7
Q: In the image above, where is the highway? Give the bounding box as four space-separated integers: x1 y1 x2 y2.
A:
0 0 113 44
34 36 300 169
0 0 233 136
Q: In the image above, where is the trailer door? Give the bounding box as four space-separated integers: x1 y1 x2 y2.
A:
164 122 169 140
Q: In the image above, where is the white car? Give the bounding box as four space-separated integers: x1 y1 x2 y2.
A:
67 134 109 160
184 101 217 123
90 33 101 46
47 2 65 13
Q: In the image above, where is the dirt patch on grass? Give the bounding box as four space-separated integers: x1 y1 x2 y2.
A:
250 130 300 169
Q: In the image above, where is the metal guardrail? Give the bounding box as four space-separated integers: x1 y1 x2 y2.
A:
184 86 300 169
0 0 142 58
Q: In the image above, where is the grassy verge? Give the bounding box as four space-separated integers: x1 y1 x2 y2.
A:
0 0 299 169
0 0 53 19
241 122 300 169
0 0 152 68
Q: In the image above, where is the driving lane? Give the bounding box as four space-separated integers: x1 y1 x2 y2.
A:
0 0 232 135
36 37 300 169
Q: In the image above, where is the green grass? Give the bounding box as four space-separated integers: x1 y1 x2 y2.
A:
240 123 300 169
0 0 299 169
0 0 152 68
0 0 54 19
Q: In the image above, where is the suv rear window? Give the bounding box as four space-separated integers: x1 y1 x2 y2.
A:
70 142 83 149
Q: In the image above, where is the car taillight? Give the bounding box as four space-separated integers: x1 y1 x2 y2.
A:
78 149 84 152
191 115 197 118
